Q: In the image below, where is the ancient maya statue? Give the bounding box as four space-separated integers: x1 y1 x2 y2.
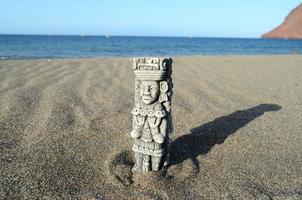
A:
131 57 173 173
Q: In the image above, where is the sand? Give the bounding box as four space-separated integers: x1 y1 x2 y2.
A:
0 55 301 199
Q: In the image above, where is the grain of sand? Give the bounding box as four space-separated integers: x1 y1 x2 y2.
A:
0 56 301 199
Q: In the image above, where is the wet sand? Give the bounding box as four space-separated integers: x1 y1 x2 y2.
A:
0 55 301 199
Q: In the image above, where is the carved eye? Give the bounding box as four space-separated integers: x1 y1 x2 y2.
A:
150 86 157 91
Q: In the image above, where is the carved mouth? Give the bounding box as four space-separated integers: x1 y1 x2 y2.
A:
142 95 152 103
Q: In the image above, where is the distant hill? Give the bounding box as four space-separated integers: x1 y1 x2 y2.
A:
262 3 302 39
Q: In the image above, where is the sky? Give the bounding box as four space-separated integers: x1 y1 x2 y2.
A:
0 0 301 38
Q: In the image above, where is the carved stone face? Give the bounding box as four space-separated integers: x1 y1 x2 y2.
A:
140 81 159 105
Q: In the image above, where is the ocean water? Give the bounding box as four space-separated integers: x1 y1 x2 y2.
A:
0 34 302 59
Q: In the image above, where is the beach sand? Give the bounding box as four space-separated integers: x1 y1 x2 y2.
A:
0 55 301 199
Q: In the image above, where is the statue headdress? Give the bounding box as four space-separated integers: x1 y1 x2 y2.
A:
133 57 172 81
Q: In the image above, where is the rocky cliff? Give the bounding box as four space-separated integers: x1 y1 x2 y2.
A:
262 3 302 39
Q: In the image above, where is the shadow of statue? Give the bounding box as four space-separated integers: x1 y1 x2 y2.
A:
169 104 282 171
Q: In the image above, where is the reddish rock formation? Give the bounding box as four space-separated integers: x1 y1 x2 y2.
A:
262 3 302 39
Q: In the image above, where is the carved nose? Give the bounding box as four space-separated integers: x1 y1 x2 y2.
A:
144 86 151 95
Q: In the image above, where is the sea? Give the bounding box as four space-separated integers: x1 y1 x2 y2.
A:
0 34 302 59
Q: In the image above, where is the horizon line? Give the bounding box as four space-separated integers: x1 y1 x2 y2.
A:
0 33 261 39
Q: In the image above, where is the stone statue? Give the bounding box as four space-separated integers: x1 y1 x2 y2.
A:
131 57 173 173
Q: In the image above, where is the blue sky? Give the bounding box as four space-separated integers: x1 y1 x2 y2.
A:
0 0 301 37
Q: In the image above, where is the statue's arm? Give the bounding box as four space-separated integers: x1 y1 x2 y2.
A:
131 115 144 139
160 118 167 138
